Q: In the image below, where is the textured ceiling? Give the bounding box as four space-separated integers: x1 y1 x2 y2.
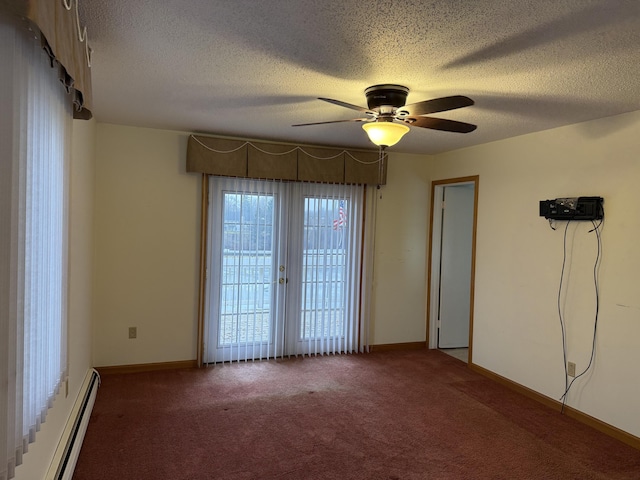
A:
79 0 640 154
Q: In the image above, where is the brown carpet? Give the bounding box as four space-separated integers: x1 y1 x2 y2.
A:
73 350 640 479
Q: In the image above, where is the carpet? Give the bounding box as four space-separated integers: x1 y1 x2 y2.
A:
72 349 640 479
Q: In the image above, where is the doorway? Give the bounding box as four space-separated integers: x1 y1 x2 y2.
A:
427 176 478 364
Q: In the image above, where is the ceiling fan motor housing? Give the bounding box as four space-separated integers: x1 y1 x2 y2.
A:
365 84 409 110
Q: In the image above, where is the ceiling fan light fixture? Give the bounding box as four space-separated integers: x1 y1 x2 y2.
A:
362 121 410 147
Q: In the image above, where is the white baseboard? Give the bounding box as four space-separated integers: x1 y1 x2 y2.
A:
45 369 100 480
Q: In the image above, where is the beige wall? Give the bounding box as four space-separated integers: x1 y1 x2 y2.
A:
92 125 432 366
433 109 640 438
93 125 200 366
370 152 432 344
15 119 96 479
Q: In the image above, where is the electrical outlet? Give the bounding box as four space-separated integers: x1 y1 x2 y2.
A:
567 361 576 377
128 327 137 339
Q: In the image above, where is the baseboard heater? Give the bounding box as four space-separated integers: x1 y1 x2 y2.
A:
45 369 100 480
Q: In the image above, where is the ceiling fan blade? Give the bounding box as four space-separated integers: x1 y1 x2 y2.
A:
404 116 477 133
399 95 474 116
318 97 375 114
292 118 369 127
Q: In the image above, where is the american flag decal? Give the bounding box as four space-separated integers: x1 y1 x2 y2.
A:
333 200 346 230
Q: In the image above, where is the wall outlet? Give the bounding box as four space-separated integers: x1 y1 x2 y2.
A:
128 326 137 339
567 361 576 377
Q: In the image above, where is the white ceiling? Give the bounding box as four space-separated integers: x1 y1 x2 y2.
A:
79 0 640 154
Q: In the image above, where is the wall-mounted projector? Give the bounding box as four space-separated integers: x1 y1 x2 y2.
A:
539 197 603 221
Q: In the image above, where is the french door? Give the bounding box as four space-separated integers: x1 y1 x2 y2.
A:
205 177 365 363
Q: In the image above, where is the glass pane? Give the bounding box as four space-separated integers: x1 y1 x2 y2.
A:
219 192 274 346
300 197 347 340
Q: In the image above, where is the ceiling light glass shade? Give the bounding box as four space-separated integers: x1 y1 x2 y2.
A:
362 122 410 147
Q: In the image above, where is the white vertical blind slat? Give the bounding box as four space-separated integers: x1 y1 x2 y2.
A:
324 194 331 353
234 183 241 363
310 191 321 356
272 180 280 361
345 185 354 352
338 187 346 354
322 190 329 355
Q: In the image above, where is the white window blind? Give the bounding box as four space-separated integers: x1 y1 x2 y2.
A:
205 177 375 363
287 181 365 357
0 17 71 480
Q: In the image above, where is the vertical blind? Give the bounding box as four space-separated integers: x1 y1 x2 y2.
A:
205 177 373 363
207 177 287 363
287 181 366 357
0 17 71 480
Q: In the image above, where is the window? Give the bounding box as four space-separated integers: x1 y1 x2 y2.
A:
0 18 71 480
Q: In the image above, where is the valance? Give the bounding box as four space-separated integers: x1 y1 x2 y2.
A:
1 0 93 119
187 135 387 185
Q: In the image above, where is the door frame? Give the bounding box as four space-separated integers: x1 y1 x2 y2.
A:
426 175 479 363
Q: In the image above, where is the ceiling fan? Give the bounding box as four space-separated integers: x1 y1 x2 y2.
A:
293 84 476 147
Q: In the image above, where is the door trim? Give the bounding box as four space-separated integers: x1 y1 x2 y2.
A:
197 174 209 368
426 176 479 364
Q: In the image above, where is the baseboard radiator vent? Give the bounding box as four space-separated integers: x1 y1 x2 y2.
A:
46 369 100 480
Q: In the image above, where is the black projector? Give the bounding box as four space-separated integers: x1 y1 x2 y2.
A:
539 197 603 221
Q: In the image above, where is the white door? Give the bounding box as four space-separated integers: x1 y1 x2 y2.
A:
205 178 364 363
438 184 474 348
206 178 288 363
285 183 359 356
